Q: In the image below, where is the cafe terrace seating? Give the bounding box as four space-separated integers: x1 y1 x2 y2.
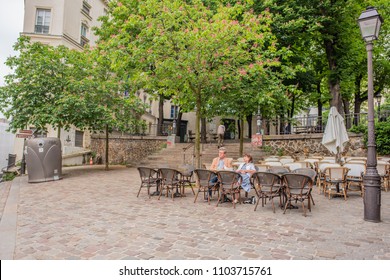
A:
282 173 314 217
344 162 365 197
158 168 182 201
323 167 349 200
193 169 219 205
252 171 282 213
292 168 317 206
317 163 341 193
216 170 242 209
136 167 161 198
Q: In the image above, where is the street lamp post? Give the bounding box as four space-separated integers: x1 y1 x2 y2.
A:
358 6 383 222
376 94 382 121
256 106 262 135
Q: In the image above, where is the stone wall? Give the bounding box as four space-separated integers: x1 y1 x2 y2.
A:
262 133 366 157
90 135 166 165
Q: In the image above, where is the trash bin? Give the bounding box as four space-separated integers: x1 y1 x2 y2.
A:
25 137 62 183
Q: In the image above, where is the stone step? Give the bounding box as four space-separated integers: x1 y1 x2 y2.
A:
138 141 268 168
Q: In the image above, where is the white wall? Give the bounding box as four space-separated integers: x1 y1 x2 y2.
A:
0 122 16 169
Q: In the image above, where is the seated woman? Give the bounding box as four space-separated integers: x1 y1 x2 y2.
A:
235 154 257 203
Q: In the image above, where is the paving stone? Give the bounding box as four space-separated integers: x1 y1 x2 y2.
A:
0 165 389 260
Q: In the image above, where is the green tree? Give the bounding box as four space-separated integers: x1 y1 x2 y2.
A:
95 0 283 166
0 36 83 134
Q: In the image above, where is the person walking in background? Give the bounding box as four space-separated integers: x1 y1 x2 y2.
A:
217 121 225 148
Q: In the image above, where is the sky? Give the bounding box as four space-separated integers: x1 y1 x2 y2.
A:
0 0 24 118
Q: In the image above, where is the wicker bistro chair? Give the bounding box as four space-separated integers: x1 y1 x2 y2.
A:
323 167 349 200
252 172 283 213
377 162 390 192
136 167 161 198
216 170 242 209
317 163 341 194
267 166 290 175
292 168 317 206
282 173 314 217
177 164 196 196
255 164 270 172
158 168 182 200
193 169 219 205
344 163 366 197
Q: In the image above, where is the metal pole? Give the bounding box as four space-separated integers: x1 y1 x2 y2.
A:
363 42 381 222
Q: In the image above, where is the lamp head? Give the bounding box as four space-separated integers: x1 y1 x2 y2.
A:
358 6 383 42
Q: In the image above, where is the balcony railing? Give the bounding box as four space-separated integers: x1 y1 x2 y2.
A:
262 112 372 136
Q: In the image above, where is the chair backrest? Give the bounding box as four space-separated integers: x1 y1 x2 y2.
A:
264 157 280 162
343 163 365 177
292 168 317 181
283 162 302 171
252 172 281 190
319 159 336 164
255 164 269 172
178 164 195 176
266 161 283 167
282 173 313 195
376 163 390 176
304 158 320 165
345 157 367 162
268 166 290 174
194 169 216 185
137 167 158 180
318 163 340 172
378 157 390 163
217 170 241 189
280 158 294 164
159 168 180 183
295 161 313 168
324 167 349 180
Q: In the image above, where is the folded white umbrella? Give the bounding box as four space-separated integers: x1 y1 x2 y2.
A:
322 107 349 155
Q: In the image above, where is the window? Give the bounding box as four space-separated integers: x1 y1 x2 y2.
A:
80 23 89 47
35 9 51 34
75 130 84 147
170 105 179 119
82 1 91 16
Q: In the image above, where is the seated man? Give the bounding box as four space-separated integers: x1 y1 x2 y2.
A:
207 148 233 201
210 147 233 171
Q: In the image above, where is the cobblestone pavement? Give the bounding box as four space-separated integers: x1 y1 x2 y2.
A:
0 165 389 260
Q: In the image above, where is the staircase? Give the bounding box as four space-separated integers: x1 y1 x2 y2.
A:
138 141 268 169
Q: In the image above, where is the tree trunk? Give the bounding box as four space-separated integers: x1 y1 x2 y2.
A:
201 117 207 143
343 99 351 129
57 125 61 138
105 124 109 171
157 94 164 136
317 82 323 132
237 119 242 139
325 39 343 114
195 97 201 168
239 117 244 157
354 74 363 126
246 115 252 138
